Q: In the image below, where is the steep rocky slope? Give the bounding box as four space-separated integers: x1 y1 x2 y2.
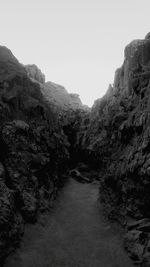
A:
77 34 150 265
25 64 90 165
0 47 82 264
25 64 88 122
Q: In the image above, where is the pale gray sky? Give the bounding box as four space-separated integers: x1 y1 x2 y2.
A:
0 0 150 106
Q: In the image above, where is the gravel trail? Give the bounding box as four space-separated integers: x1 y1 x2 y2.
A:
4 178 133 267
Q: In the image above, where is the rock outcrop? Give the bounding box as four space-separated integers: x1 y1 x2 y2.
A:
41 81 89 128
43 82 82 110
25 64 45 84
25 65 90 159
76 33 150 265
0 46 71 264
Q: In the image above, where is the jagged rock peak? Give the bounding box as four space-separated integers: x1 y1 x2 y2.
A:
42 81 85 112
145 32 150 39
69 93 82 105
124 33 150 61
0 45 19 63
109 33 150 100
25 64 45 84
0 45 26 81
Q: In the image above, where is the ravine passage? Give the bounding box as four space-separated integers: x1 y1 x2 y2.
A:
4 175 134 267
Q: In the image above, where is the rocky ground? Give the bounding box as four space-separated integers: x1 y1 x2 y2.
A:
4 174 133 267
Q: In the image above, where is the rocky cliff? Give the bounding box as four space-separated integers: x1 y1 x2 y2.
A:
0 46 84 264
77 34 150 266
24 64 90 166
2 33 150 266
25 64 87 118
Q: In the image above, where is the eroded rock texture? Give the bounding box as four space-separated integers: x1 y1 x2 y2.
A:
0 46 73 263
25 64 45 84
76 34 150 265
3 33 150 266
25 64 90 165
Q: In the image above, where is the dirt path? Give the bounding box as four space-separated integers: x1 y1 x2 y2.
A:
4 178 133 267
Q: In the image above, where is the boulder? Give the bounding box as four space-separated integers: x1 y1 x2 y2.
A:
127 218 150 232
70 169 91 183
124 230 149 263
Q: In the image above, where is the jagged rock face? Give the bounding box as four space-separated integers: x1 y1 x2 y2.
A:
0 46 70 263
41 81 84 117
25 69 89 147
25 64 85 116
63 108 90 166
124 218 150 265
25 64 45 84
38 80 90 164
0 46 26 83
25 63 90 163
77 34 150 265
0 46 90 265
79 35 150 217
145 32 150 40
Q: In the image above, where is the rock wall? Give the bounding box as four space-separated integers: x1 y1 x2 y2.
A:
79 34 150 217
77 34 150 265
0 47 70 264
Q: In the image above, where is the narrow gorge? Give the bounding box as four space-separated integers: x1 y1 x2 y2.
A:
1 33 150 266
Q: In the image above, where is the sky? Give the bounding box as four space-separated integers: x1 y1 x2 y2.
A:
0 0 150 106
